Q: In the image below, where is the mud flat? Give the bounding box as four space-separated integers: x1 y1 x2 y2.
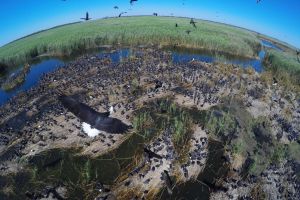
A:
0 47 299 199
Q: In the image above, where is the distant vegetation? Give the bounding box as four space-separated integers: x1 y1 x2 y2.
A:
0 16 261 67
263 49 300 87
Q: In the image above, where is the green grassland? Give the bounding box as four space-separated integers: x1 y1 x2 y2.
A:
263 49 300 86
0 16 261 67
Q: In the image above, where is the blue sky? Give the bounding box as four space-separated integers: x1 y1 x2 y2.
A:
0 0 299 48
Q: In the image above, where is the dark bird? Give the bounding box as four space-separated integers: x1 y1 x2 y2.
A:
273 77 278 86
59 95 131 134
257 0 261 3
175 23 178 27
81 12 91 21
296 50 300 63
130 0 138 5
190 18 197 28
186 30 191 35
144 148 163 159
155 80 163 89
114 6 119 9
119 12 127 17
153 13 158 16
162 170 173 195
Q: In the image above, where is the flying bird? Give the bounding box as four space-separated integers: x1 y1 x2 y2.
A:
81 12 91 21
153 13 158 16
257 0 261 3
59 95 131 134
114 6 119 9
190 18 197 28
119 12 127 17
130 0 138 5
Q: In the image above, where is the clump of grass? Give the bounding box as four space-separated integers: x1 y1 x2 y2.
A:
288 142 300 163
206 110 237 139
83 159 92 183
132 111 155 140
263 49 300 90
0 16 261 68
1 63 30 91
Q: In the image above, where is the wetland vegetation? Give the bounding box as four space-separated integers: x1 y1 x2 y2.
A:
0 15 299 200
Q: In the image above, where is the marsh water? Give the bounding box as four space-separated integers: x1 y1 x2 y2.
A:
0 39 280 106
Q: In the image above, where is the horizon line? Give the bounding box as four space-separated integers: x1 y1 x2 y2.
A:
0 15 298 50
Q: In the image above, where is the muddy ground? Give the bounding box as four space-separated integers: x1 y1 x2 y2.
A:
0 47 299 200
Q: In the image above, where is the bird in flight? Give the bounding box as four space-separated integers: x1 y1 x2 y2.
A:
114 6 119 9
130 0 138 5
257 0 261 3
153 13 158 16
59 95 131 134
190 18 197 28
119 12 127 17
81 12 91 21
186 30 191 35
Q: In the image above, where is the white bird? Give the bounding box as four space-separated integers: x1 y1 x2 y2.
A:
109 105 115 114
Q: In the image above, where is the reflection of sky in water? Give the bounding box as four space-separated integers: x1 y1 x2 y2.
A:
261 40 282 51
97 49 130 63
0 59 64 106
172 51 264 73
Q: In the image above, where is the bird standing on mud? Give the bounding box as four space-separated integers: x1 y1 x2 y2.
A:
59 95 131 134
